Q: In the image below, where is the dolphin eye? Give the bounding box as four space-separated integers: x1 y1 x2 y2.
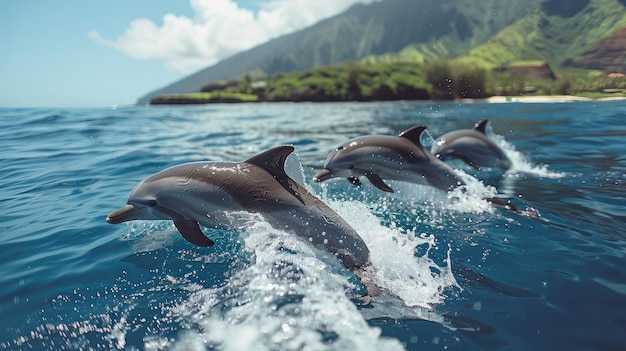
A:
148 200 158 207
336 146 345 151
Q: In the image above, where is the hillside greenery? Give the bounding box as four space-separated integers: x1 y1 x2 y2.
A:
454 0 626 69
139 0 544 103
264 62 430 101
149 0 626 104
150 92 258 104
151 59 626 104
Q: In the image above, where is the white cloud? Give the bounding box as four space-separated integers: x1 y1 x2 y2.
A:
90 0 377 73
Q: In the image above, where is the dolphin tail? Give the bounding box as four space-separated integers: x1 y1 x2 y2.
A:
484 197 518 212
353 264 392 305
174 219 215 247
485 197 541 218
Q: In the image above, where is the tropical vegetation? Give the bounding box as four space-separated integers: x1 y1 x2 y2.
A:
151 59 626 104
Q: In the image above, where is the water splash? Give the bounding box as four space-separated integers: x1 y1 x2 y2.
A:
327 199 459 308
169 221 409 351
491 133 566 179
162 194 458 349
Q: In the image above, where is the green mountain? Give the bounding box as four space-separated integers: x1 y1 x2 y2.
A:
138 0 626 104
456 0 626 69
137 0 540 104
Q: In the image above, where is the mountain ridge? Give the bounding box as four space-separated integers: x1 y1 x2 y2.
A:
138 0 626 104
137 0 539 104
455 0 626 69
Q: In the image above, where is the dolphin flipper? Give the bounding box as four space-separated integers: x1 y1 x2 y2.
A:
245 146 305 205
366 174 394 193
174 219 215 247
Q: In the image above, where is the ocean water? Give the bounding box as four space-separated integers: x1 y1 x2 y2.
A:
1 101 625 351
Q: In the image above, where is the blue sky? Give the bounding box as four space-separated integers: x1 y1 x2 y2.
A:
0 0 372 107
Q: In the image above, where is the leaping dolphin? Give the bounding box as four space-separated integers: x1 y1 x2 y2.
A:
313 126 520 212
106 146 370 271
313 125 465 193
430 119 511 170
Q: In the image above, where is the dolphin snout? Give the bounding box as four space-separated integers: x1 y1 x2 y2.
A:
106 204 135 224
313 169 333 182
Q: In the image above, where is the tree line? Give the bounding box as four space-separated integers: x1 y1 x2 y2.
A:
151 60 626 104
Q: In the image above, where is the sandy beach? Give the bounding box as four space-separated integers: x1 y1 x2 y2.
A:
482 95 626 103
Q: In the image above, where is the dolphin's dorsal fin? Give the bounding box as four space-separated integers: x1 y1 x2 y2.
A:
245 145 295 173
474 119 488 134
399 125 427 147
174 219 215 247
245 146 305 205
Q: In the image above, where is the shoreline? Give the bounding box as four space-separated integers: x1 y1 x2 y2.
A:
149 94 626 106
472 95 626 103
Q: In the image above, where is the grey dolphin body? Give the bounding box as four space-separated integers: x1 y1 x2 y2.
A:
313 125 465 193
431 119 511 170
106 146 370 270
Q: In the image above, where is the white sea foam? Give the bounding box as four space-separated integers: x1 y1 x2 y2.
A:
327 199 459 308
169 221 408 351
491 132 566 179
161 196 459 349
333 173 499 217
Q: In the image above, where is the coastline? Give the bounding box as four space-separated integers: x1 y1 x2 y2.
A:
478 95 626 103
149 94 626 105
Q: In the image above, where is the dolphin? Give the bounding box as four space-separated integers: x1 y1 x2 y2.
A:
313 125 465 193
430 119 511 170
106 146 370 271
313 126 520 212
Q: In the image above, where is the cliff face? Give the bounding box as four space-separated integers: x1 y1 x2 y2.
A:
564 27 626 73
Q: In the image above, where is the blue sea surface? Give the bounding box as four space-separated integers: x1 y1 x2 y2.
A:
1 101 625 350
